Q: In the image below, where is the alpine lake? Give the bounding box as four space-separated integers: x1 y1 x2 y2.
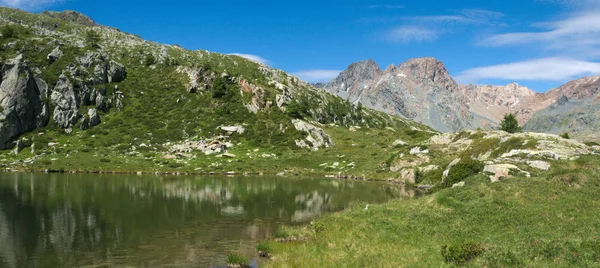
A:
0 173 414 267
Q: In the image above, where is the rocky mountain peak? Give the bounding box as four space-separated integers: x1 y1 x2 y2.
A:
40 10 98 27
342 59 381 80
324 59 382 97
398 57 453 84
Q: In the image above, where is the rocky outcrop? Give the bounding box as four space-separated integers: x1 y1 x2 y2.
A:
292 119 334 151
240 79 268 113
0 54 50 149
176 66 215 93
40 10 98 27
51 74 80 129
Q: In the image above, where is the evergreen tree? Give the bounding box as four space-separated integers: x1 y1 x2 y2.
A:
499 113 522 133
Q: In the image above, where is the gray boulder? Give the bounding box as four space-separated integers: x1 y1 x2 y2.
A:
292 119 334 151
87 108 100 127
0 54 50 149
47 46 63 64
51 74 80 129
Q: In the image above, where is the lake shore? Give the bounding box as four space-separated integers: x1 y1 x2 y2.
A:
259 155 600 267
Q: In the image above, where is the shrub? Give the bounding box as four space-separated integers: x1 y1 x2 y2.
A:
441 243 485 264
144 54 156 66
443 158 484 188
499 113 522 133
560 132 570 139
99 158 111 163
85 30 100 48
211 76 227 99
1 25 16 39
584 141 600 147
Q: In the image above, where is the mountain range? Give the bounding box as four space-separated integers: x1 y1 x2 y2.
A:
319 58 600 141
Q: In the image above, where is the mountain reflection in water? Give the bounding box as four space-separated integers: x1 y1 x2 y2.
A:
0 173 413 267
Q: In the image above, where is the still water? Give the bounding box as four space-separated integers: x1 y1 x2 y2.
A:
0 173 413 267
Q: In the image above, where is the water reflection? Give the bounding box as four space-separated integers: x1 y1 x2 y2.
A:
0 173 412 267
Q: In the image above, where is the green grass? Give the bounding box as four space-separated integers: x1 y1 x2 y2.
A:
262 155 600 267
226 253 250 267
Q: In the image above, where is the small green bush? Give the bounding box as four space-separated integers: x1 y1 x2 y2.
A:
443 158 484 188
144 54 156 66
85 30 100 48
1 25 17 39
560 132 570 139
99 158 111 163
168 162 184 168
584 141 600 147
441 243 485 264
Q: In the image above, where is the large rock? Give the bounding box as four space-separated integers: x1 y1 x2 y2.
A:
88 108 100 127
0 54 50 149
51 74 80 129
47 46 63 64
292 119 334 151
240 79 267 113
107 61 127 83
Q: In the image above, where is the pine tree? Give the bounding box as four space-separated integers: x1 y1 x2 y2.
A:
499 113 522 133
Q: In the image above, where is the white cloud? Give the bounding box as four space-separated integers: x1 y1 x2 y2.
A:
228 53 270 65
455 58 600 83
0 0 64 10
384 26 439 43
292 70 342 83
478 8 600 60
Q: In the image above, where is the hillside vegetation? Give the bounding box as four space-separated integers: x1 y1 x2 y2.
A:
0 8 432 176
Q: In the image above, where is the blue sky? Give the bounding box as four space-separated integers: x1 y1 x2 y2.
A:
3 0 600 92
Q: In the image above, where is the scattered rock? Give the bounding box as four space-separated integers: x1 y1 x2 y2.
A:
452 181 465 188
527 160 551 170
410 147 429 155
484 164 530 183
218 153 236 158
392 139 407 146
420 165 440 173
219 125 245 135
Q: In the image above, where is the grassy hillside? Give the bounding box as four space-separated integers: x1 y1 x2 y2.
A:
0 8 433 177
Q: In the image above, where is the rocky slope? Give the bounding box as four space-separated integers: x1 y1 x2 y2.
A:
524 75 600 141
323 58 600 141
